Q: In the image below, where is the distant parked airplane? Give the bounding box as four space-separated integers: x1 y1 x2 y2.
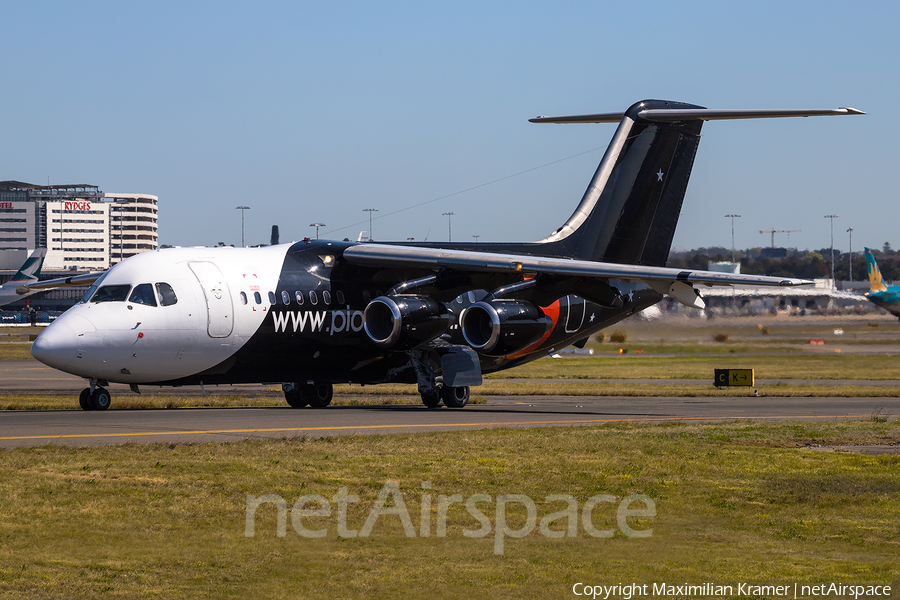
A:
0 249 47 307
864 247 900 318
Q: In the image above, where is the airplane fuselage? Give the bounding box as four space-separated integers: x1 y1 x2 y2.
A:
866 288 900 317
32 240 660 388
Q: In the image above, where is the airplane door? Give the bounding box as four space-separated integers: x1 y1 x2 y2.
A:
563 295 585 333
188 262 234 338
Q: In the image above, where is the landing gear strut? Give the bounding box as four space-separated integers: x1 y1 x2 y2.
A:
282 382 334 408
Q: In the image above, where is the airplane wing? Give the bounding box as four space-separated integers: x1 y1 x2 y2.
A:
342 244 810 309
18 272 105 294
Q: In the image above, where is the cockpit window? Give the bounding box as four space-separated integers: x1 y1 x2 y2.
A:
91 284 132 303
129 283 158 307
80 271 111 304
156 282 178 306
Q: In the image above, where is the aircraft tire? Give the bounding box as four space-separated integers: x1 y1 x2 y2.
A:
441 385 469 409
90 387 111 411
421 389 443 408
284 385 308 408
307 382 333 408
79 388 93 411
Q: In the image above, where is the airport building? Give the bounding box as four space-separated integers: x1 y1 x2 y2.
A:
0 181 158 271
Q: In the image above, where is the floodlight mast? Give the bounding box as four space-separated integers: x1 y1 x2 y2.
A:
847 226 853 282
236 206 250 247
362 209 378 241
725 214 741 267
825 214 839 289
442 212 455 242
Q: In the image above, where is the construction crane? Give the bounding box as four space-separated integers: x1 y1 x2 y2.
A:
759 228 800 248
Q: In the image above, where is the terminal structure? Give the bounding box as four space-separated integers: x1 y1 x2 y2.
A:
0 181 158 271
0 181 159 311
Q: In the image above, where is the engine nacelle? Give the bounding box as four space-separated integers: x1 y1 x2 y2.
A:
461 299 552 356
363 295 451 350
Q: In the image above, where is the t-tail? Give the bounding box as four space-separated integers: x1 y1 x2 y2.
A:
531 100 864 266
9 248 46 284
865 247 888 293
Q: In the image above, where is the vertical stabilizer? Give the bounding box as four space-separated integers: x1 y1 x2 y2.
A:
10 248 46 283
536 100 703 266
865 247 888 293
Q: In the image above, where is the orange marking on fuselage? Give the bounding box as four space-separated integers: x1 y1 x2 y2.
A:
505 299 560 360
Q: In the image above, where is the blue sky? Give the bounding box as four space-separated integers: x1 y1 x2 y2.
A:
2 1 895 254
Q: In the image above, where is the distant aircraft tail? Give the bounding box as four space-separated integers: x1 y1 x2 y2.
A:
531 101 864 266
865 247 888 293
9 248 46 284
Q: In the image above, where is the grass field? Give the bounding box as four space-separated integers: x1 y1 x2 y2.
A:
0 421 897 599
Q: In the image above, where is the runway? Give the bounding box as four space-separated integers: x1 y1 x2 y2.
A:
1 394 898 448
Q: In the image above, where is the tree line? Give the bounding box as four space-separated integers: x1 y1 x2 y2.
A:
667 243 900 282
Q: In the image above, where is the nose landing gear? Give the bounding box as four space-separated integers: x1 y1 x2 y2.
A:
78 381 111 411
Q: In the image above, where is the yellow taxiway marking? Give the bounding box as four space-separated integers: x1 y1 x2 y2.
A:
0 414 875 441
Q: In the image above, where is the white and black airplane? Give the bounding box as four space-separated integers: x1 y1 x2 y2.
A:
30 99 864 411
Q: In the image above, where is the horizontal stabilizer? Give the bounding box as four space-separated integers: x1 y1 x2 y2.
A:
530 106 865 124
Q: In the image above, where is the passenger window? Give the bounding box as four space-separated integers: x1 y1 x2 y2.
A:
129 283 158 307
295 291 304 305
323 290 332 305
309 291 318 305
336 290 345 305
156 282 178 306
254 291 262 304
240 292 248 305
268 291 276 304
91 285 131 303
281 291 290 305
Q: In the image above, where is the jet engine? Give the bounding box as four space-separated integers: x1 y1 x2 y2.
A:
363 295 451 350
460 299 552 356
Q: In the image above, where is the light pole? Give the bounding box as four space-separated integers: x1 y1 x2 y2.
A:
310 223 325 240
847 226 853 282
442 212 455 242
825 214 839 288
362 208 378 241
472 234 480 243
724 214 741 268
236 206 249 247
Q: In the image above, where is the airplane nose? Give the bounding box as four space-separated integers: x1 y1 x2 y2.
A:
31 315 95 371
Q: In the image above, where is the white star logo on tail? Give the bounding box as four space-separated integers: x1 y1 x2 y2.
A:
657 170 664 181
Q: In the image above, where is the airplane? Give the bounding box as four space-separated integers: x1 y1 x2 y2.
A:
0 248 47 307
29 99 864 411
864 247 900 318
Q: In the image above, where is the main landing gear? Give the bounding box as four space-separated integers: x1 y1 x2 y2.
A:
409 351 470 409
420 384 470 409
282 382 334 408
79 383 111 411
